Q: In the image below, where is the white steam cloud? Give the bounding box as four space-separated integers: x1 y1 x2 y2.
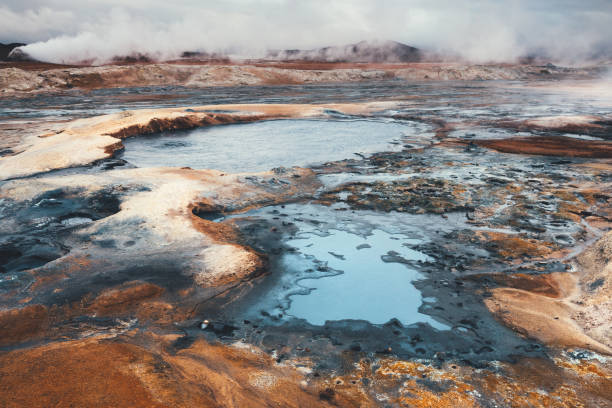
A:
2 0 612 65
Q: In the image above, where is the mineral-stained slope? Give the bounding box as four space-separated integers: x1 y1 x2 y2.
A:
0 61 603 94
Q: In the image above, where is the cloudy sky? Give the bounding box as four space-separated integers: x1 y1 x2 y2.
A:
2 0 611 64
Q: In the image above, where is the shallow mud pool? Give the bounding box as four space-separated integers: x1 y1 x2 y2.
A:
121 118 421 172
284 227 436 327
1 79 612 407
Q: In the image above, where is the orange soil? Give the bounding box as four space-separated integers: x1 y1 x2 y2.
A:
475 136 612 158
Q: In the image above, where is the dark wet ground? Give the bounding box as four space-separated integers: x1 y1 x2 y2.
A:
0 187 122 274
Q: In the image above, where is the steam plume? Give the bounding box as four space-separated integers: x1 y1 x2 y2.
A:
2 1 611 65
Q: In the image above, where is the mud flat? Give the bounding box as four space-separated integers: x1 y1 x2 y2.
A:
1 86 612 407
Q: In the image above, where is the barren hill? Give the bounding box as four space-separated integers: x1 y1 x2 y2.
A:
0 43 25 61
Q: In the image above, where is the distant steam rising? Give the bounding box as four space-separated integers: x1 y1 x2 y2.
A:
2 1 612 65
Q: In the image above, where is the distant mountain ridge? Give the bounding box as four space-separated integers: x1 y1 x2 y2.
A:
266 40 422 63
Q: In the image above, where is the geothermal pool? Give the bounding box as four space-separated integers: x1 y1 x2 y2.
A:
284 227 448 328
120 118 423 172
285 228 432 325
218 203 462 330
